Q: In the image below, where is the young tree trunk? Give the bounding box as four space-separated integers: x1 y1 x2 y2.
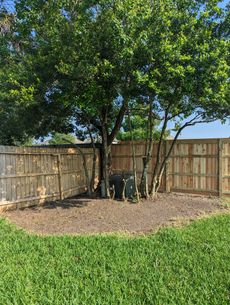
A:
101 126 111 198
140 155 151 198
150 110 169 198
150 165 162 198
127 109 140 203
140 101 154 198
121 172 127 201
150 163 164 198
87 125 97 194
149 114 204 198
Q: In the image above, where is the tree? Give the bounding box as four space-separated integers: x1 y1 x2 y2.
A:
136 0 230 197
0 4 73 145
0 8 30 145
48 133 78 145
12 0 149 197
117 112 168 142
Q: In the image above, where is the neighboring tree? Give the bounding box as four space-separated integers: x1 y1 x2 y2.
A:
73 115 100 194
118 103 170 198
117 114 166 142
48 133 78 145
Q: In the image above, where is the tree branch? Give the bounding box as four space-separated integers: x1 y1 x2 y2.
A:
108 98 129 146
159 115 216 177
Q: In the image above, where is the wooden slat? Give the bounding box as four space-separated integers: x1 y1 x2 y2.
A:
218 139 223 197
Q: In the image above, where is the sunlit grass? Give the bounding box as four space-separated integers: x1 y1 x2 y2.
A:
0 215 229 305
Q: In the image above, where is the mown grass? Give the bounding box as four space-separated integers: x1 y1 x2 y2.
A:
0 215 229 305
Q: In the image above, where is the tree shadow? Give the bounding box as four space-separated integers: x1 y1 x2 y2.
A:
19 193 124 212
23 195 92 211
43 198 91 209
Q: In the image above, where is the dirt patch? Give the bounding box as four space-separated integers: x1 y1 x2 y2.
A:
3 193 228 235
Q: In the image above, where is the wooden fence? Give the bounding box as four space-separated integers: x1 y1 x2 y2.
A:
111 138 230 197
0 145 100 210
0 138 230 210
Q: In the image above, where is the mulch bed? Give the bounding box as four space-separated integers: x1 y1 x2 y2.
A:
3 193 228 236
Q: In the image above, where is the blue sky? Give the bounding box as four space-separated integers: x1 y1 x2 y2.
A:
173 120 230 139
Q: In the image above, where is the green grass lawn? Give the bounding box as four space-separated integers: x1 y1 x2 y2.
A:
0 215 229 305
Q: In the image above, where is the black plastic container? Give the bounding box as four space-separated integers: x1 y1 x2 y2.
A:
109 173 135 199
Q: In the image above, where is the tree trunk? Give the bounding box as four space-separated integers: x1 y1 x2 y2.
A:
140 101 154 198
149 114 202 198
150 109 169 198
150 164 161 198
150 163 165 198
87 126 97 193
140 157 150 198
101 126 111 198
128 110 140 203
121 172 127 201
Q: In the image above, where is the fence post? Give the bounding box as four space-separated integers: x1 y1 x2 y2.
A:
165 140 170 193
57 154 64 200
218 139 223 197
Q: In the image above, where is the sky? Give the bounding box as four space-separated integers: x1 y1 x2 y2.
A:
172 120 230 139
1 0 230 140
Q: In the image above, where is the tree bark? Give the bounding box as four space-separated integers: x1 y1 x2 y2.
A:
140 101 154 198
87 125 97 193
101 126 111 198
108 98 129 146
128 109 140 203
150 109 169 198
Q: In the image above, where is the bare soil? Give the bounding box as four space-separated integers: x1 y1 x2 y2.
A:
3 193 228 236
